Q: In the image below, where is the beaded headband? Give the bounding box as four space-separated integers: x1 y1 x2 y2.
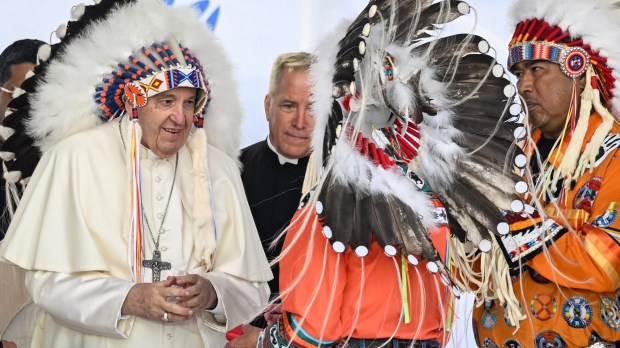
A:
507 14 616 108
96 41 210 128
508 41 590 79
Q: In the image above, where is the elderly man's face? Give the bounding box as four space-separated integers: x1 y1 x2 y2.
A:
264 68 314 159
132 87 197 158
0 62 35 121
511 60 585 139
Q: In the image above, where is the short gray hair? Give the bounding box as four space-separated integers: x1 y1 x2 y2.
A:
267 52 314 96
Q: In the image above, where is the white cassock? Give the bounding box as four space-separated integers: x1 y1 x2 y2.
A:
0 118 273 347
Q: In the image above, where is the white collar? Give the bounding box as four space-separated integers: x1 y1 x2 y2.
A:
267 136 298 165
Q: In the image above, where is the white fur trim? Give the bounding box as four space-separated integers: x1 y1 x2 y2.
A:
308 13 468 223
0 151 15 161
27 0 243 162
308 20 351 178
412 111 464 188
3 170 21 183
12 87 25 99
509 0 620 113
329 140 437 228
0 125 15 141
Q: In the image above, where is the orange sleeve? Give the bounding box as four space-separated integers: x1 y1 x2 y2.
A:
530 225 620 291
278 208 346 344
530 153 620 292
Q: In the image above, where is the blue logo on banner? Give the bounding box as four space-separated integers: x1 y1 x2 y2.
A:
164 0 221 30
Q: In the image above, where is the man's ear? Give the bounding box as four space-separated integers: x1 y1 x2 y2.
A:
577 73 587 92
264 94 271 121
122 94 131 112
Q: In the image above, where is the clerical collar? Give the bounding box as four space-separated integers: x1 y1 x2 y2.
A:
267 136 298 165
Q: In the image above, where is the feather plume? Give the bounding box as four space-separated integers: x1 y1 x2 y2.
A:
283 1 530 331
2 0 245 188
317 179 356 252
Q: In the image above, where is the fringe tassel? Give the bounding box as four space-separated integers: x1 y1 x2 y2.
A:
448 237 481 291
481 242 525 330
127 119 144 283
189 128 216 270
2 162 22 218
575 87 616 177
302 151 318 195
552 68 594 191
449 237 525 330
400 254 411 324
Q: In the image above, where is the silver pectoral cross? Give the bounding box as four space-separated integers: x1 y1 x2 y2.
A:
142 250 171 282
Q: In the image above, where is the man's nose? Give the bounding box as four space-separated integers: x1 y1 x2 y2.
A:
517 71 533 95
170 104 186 123
293 109 308 129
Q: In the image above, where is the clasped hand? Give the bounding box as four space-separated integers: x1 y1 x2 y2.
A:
121 274 217 322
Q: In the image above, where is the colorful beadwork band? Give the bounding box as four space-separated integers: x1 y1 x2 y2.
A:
124 68 206 108
95 42 210 127
508 42 590 79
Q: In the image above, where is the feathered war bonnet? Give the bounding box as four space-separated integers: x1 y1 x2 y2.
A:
277 0 533 332
0 0 243 281
507 0 620 187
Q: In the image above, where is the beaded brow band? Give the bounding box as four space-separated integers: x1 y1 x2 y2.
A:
508 41 590 79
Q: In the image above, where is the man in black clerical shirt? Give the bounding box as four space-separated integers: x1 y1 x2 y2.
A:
240 52 314 296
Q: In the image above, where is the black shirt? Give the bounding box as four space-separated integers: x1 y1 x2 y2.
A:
240 140 309 294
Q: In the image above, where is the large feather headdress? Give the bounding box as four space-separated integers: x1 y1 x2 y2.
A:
508 0 620 115
0 0 242 184
304 0 526 257
273 0 536 332
507 0 620 192
0 0 243 281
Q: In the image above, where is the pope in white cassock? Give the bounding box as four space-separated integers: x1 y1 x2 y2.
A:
0 0 272 347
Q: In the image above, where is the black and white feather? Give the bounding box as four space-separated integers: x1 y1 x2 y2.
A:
301 0 528 271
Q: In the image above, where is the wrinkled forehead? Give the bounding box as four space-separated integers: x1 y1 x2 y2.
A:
144 86 208 113
147 86 201 101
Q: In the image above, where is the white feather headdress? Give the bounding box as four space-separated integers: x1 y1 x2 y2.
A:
2 0 243 180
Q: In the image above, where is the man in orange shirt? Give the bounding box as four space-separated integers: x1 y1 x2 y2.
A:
235 0 528 347
473 0 620 347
